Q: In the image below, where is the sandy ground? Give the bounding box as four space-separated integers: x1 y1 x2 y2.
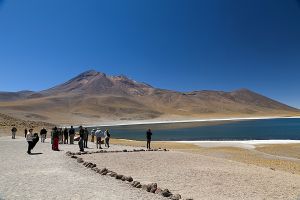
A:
112 139 300 175
81 150 300 200
1 134 300 200
0 136 165 200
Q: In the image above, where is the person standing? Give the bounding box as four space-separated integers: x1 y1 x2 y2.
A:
95 128 103 149
83 128 89 148
24 128 28 138
63 127 68 144
51 127 59 151
58 128 63 144
11 126 17 139
78 126 84 152
104 129 110 148
69 126 75 144
91 129 96 143
31 133 40 150
40 127 47 143
26 128 33 154
146 129 152 149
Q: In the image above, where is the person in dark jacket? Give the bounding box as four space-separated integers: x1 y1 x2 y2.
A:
31 133 40 149
24 128 28 138
40 128 47 143
11 126 17 139
69 126 75 144
78 126 84 152
83 128 89 148
146 129 152 149
63 127 68 144
104 129 110 148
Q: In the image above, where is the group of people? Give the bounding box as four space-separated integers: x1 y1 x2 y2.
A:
9 127 45 154
78 126 110 151
50 126 111 152
12 125 153 154
50 126 75 150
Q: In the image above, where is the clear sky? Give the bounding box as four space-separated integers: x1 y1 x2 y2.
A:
0 0 299 108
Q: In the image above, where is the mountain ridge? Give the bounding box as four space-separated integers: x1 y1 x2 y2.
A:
0 70 298 125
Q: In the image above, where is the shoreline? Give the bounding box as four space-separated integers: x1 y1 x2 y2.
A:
175 140 300 149
112 138 300 149
79 115 300 128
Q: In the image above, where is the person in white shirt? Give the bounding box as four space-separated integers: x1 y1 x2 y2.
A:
95 128 104 149
26 129 33 154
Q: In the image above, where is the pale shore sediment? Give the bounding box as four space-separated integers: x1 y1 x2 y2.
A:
176 140 300 149
80 115 300 128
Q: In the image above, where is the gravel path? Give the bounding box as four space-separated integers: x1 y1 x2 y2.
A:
0 136 164 200
82 150 300 200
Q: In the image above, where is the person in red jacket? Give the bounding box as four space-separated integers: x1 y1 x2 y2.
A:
51 127 59 151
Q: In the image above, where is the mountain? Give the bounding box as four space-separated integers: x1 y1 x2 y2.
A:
0 70 298 125
41 70 154 96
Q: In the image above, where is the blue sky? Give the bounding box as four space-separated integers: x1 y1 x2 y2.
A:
0 0 299 108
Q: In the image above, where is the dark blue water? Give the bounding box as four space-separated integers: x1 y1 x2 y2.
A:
92 118 300 141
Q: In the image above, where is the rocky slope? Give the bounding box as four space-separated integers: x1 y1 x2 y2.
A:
0 112 54 136
0 70 298 125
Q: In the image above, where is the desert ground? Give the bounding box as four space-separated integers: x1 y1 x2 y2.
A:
1 129 300 200
111 139 300 175
0 136 166 200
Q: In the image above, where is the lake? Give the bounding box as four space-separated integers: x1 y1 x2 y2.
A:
91 118 300 141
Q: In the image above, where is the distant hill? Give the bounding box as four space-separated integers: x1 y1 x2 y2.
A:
0 70 299 125
0 112 54 136
0 90 34 101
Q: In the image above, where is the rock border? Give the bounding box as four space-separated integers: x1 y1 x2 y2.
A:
66 150 191 200
67 148 169 156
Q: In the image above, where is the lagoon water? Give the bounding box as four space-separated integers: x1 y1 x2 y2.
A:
94 118 300 141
